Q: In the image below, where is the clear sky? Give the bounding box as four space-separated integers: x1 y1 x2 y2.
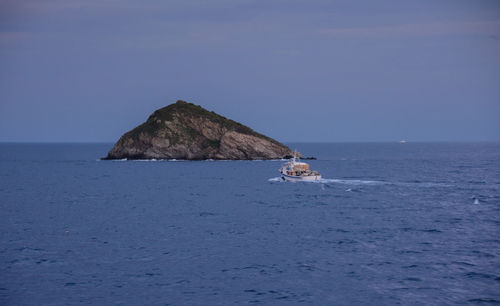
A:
1 0 499 142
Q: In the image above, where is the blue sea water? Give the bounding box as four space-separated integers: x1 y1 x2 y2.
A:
0 142 499 305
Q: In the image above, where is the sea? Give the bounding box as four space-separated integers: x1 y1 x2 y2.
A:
0 142 499 305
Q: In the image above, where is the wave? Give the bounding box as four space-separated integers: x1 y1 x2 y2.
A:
268 177 284 182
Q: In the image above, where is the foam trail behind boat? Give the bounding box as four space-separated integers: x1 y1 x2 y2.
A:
269 177 452 188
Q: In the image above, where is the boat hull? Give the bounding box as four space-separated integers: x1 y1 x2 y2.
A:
281 173 322 182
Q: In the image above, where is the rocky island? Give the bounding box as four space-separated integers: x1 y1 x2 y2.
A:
103 100 294 160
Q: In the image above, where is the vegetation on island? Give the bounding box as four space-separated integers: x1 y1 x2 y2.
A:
125 100 282 147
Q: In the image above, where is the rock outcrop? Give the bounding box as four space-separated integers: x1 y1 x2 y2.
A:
104 100 294 160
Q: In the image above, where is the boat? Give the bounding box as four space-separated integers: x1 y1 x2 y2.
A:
280 151 321 182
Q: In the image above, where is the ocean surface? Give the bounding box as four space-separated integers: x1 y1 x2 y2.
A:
1 142 499 305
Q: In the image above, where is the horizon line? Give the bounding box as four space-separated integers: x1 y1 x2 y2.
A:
0 140 499 144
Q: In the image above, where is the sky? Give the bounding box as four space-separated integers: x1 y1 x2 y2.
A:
0 0 499 142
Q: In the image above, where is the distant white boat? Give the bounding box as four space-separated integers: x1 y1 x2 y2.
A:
280 151 321 182
399 140 407 143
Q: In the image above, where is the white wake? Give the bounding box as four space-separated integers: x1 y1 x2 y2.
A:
268 177 451 187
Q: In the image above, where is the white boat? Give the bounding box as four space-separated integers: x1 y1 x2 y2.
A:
280 152 321 182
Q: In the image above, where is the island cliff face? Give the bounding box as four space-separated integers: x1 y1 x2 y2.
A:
104 100 294 160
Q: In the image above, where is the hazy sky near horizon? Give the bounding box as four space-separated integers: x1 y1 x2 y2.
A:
1 0 499 142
